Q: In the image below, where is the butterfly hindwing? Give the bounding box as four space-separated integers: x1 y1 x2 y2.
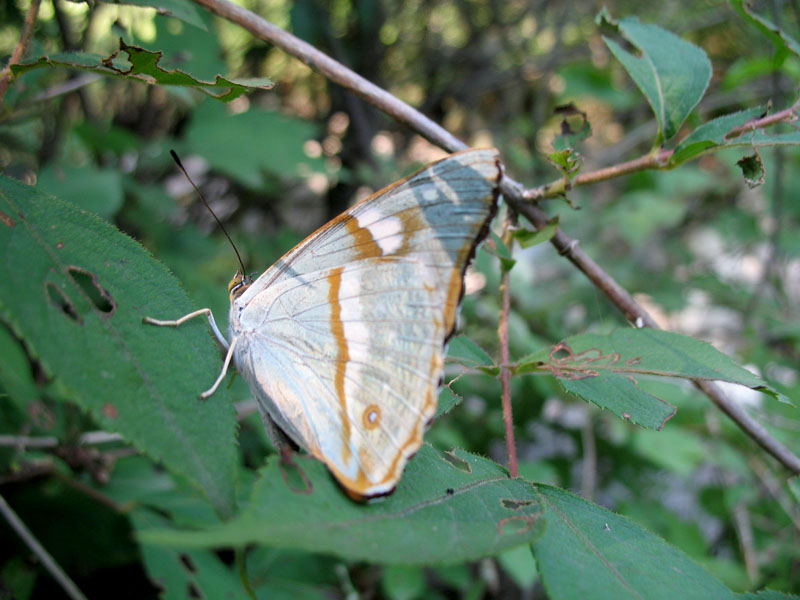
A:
231 148 501 497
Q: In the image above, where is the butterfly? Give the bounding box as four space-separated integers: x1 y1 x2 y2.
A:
145 148 501 498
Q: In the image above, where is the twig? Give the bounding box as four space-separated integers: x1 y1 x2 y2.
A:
0 493 89 600
0 0 41 104
0 431 123 449
188 0 800 475
523 101 800 201
498 213 518 478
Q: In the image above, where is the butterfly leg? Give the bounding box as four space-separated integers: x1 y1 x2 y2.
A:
143 308 230 349
199 337 238 400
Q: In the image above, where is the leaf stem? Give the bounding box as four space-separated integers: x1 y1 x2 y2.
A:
498 214 518 478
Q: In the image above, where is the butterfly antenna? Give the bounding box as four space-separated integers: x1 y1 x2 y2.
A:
169 149 247 276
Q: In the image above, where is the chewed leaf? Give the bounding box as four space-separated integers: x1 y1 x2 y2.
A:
0 175 238 517
11 39 273 102
737 151 766 188
514 329 789 429
731 0 800 63
137 445 546 565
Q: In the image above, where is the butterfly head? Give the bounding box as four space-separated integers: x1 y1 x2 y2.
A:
228 270 253 301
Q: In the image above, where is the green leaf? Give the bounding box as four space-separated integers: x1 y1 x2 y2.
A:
497 544 538 589
512 217 559 249
515 329 788 429
11 40 272 102
483 231 516 273
435 385 462 419
137 445 546 564
736 151 766 188
731 0 800 64
103 0 208 30
547 149 582 177
669 107 764 165
670 106 800 167
36 165 124 220
381 565 426 600
131 509 250 600
0 325 39 410
532 486 735 600
0 175 238 517
597 9 712 143
737 591 800 600
184 101 325 189
446 335 498 375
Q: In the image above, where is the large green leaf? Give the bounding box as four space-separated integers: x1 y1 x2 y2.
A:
515 329 787 429
0 175 238 517
36 165 124 220
597 9 712 143
138 447 735 598
138 445 546 564
11 40 272 102
671 106 800 166
532 486 735 600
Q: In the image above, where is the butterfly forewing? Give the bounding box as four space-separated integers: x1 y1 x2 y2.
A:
231 148 501 497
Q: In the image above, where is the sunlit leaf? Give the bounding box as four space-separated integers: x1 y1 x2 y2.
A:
11 40 272 102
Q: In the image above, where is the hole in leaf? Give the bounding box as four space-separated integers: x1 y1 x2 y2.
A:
442 450 472 473
45 282 82 324
0 208 14 227
498 515 537 536
67 267 115 315
178 553 197 573
501 498 534 511
278 454 313 495
188 582 202 598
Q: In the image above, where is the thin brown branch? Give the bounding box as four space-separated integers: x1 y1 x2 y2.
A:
0 493 89 600
524 148 673 201
498 214 518 478
0 0 41 104
726 102 800 139
189 0 800 475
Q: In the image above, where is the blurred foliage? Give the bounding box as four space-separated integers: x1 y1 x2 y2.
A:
2 0 800 598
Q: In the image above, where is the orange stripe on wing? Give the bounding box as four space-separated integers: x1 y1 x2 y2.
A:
328 266 353 466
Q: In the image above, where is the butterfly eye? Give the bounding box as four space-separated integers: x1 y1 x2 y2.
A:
228 270 252 300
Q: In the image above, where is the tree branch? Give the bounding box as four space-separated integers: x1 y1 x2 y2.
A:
190 0 800 475
0 0 41 104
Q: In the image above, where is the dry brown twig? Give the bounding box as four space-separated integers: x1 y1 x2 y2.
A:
185 0 800 474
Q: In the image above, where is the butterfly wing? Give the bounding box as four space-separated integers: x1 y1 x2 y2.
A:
231 148 501 497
